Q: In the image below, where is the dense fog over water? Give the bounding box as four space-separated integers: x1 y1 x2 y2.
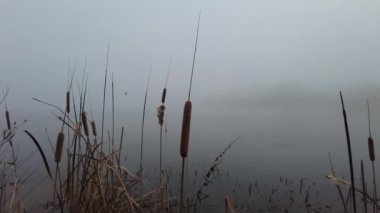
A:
1 0 380 210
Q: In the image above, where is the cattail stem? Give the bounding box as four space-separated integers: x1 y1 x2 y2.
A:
180 157 187 213
159 125 163 185
371 162 377 213
339 92 357 213
117 127 124 169
139 65 152 196
112 73 115 155
361 160 368 213
54 131 64 211
101 41 110 151
367 100 377 212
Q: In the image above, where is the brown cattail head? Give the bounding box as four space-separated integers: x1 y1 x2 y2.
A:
157 105 166 126
180 101 192 158
161 88 167 104
66 91 70 113
91 120 97 137
55 132 65 162
368 137 375 161
5 110 11 130
82 111 89 137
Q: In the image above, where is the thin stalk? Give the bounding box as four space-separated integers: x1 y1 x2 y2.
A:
339 91 357 213
361 160 368 213
112 73 115 157
165 56 173 88
367 99 372 138
159 57 172 185
0 163 4 213
111 73 115 185
160 126 163 185
101 41 110 151
367 99 377 213
371 162 377 213
139 64 152 196
180 158 187 213
180 11 201 213
65 65 75 201
53 163 63 212
117 127 125 170
188 11 201 101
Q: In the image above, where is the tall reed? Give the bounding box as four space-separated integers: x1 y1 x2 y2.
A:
361 160 368 213
158 57 172 185
367 99 377 212
180 11 201 213
339 92 357 213
139 65 152 196
101 41 110 151
1 88 20 212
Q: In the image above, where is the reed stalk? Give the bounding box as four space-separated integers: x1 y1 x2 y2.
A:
111 73 115 150
367 99 377 213
101 41 110 151
339 91 357 213
180 11 201 213
361 160 368 213
158 57 172 191
139 64 152 196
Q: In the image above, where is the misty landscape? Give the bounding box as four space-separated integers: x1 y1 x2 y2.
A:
1 1 380 212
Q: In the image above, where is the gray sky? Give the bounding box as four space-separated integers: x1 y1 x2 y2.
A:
1 0 380 113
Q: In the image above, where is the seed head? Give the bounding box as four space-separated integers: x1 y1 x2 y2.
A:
157 105 166 126
5 110 11 130
82 111 89 137
55 132 65 162
180 101 192 158
91 120 97 137
66 91 70 113
368 137 375 161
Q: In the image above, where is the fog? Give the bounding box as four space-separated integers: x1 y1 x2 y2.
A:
1 0 380 210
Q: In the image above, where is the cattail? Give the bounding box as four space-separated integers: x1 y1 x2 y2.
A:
91 120 97 137
55 132 65 162
157 105 165 126
368 137 375 161
161 88 167 104
82 111 89 137
180 101 192 158
66 91 70 113
5 110 11 130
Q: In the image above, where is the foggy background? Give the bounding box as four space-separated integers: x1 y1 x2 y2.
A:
1 0 380 208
